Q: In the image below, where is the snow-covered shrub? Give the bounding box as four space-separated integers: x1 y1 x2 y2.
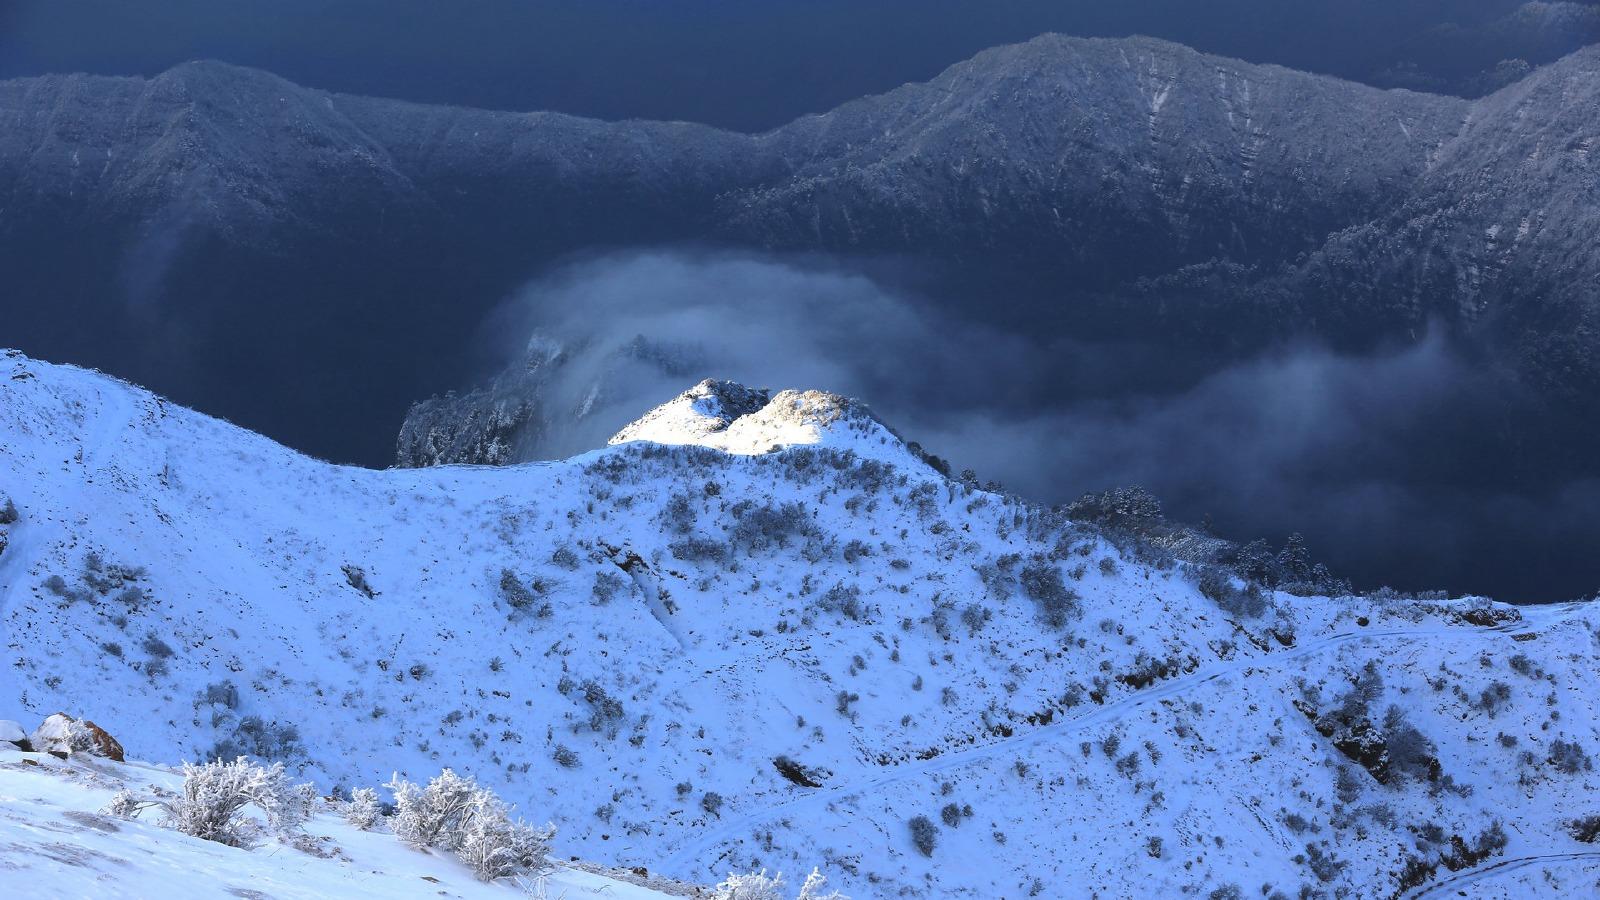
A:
817 582 864 621
701 791 724 817
729 500 813 554
266 780 320 831
1550 739 1593 775
661 492 698 534
1568 814 1600 843
574 679 626 737
389 769 478 849
456 791 555 881
387 769 553 881
835 690 859 719
1381 706 1439 784
797 868 849 900
343 787 383 830
141 633 174 658
211 714 303 764
1019 561 1080 629
1476 681 1512 716
669 536 728 563
1196 567 1267 618
908 815 938 856
166 757 303 847
592 570 627 604
713 869 784 900
103 789 154 819
960 603 992 636
342 564 376 598
499 568 551 616
549 546 580 570
0 495 17 524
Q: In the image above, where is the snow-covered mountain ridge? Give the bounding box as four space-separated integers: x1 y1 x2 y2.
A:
3 349 1600 897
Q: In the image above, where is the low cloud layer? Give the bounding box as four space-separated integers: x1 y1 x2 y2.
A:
495 250 1600 602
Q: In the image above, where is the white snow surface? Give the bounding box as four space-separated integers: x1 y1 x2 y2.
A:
609 379 921 466
0 748 678 898
2 348 1600 898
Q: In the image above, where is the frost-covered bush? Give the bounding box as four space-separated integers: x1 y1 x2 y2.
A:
960 603 992 636
575 679 626 737
592 570 628 605
389 769 479 849
499 568 551 616
714 869 785 900
456 791 555 881
103 789 155 819
211 715 303 764
1381 706 1439 784
835 690 859 720
1550 739 1593 775
662 492 698 534
909 814 938 856
1568 815 1600 843
1019 562 1080 629
343 787 383 830
818 582 864 621
670 536 728 563
797 869 849 900
166 757 307 847
702 791 724 817
1196 567 1267 618
387 769 554 881
342 564 376 598
729 500 814 554
1475 681 1512 716
549 546 581 570
0 496 17 525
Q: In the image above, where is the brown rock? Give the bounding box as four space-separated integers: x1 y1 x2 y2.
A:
30 712 125 762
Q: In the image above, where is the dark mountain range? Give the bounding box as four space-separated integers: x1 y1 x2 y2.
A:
4 33 1599 598
0 35 1490 457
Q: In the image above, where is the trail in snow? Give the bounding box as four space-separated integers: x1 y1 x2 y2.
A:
1405 850 1600 899
662 620 1536 875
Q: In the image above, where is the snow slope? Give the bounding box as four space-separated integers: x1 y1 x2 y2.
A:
2 348 1599 897
0 747 678 898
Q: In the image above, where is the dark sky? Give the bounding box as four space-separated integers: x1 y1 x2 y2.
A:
0 0 1533 131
